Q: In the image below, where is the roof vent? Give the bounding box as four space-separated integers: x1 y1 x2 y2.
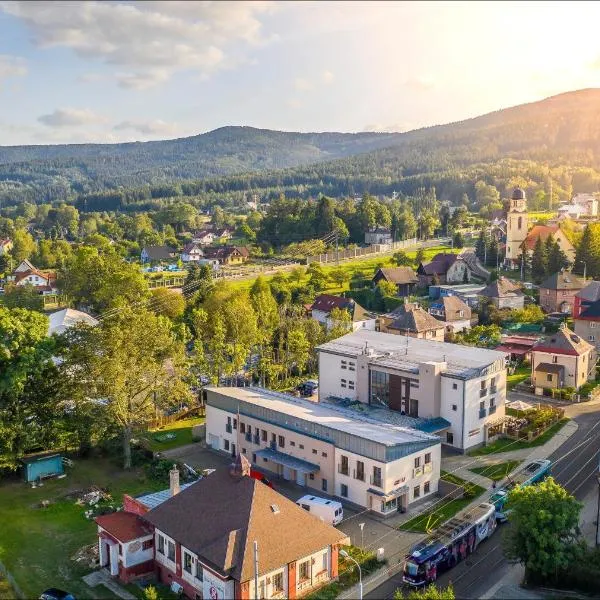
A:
271 504 280 514
571 335 580 343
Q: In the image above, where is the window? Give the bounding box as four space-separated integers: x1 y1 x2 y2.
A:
143 539 153 550
322 553 328 572
340 484 348 498
157 535 165 555
446 432 454 445
299 561 310 581
240 422 245 434
167 541 175 562
195 562 203 581
424 481 430 494
341 360 347 370
489 398 495 408
414 485 421 499
547 374 553 382
408 398 419 418
590 335 595 342
272 572 283 593
425 453 431 464
278 435 285 448
452 383 458 390
414 456 421 468
480 380 486 390
518 216 522 229
309 473 315 480
247 425 252 435
252 453 257 463
242 448 246 454
233 418 237 430
341 378 347 388
183 552 193 574
119 544 122 556
313 449 318 455
480 401 485 410
349 362 356 372
372 466 382 487
356 461 365 482
452 404 457 411
348 381 355 390
299 444 304 449
340 455 349 475
370 370 390 407
271 433 276 443
552 356 558 364
224 439 230 451
322 478 328 492
591 322 597 329
290 441 295 447
263 457 268 462
322 452 327 458
262 429 267 442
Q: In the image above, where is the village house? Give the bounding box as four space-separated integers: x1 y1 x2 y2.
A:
531 325 596 392
478 277 525 310
495 335 539 363
521 225 576 263
574 297 600 351
202 246 249 266
140 245 177 264
0 238 12 256
572 192 599 217
428 295 472 335
416 251 488 288
181 243 204 263
310 294 376 331
13 259 35 273
573 280 600 317
364 228 393 245
191 230 216 246
96 458 347 599
372 267 419 297
538 271 585 315
47 308 99 336
379 304 445 341
11 263 58 294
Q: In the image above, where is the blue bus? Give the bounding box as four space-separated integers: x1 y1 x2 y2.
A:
403 503 497 587
489 459 551 522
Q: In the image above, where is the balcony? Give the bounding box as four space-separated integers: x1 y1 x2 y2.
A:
489 405 497 415
479 408 487 419
353 469 365 482
269 440 277 450
225 424 232 434
337 464 349 476
370 475 383 488
253 434 260 445
480 388 488 398
490 386 497 395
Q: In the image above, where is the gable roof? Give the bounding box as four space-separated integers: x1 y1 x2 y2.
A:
13 259 36 273
440 296 471 321
48 308 99 336
374 267 418 285
533 325 593 356
576 280 600 302
458 250 491 281
144 464 345 581
578 299 600 320
418 253 458 276
203 245 249 259
479 277 523 299
523 225 575 252
182 242 203 254
388 306 445 333
96 511 152 543
142 245 176 260
539 271 584 291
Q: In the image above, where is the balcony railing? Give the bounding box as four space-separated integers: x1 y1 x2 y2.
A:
370 475 383 488
225 424 232 433
479 408 487 418
253 434 260 445
480 388 488 398
269 440 276 450
489 405 497 415
353 469 365 482
245 432 252 442
337 464 349 476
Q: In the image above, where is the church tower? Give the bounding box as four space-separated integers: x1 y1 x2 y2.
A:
505 187 528 267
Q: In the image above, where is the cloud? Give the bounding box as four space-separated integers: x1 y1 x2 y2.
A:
294 77 313 92
38 107 108 127
321 70 334 84
114 119 178 136
402 76 435 91
0 1 275 88
0 55 28 80
293 70 334 92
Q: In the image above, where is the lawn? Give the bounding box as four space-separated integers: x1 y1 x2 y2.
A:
399 472 485 533
468 418 569 456
507 364 531 390
140 416 205 452
469 460 522 481
0 457 166 600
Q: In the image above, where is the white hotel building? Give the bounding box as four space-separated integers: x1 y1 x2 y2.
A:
317 330 507 452
205 386 441 516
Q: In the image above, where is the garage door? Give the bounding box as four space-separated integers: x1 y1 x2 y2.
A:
209 434 220 450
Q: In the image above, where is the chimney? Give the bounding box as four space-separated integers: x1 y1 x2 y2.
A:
169 465 180 496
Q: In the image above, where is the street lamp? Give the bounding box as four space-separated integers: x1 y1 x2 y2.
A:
340 549 363 600
359 522 365 550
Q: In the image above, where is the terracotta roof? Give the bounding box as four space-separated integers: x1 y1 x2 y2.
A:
96 511 152 543
374 267 418 285
522 225 574 252
311 294 370 322
576 280 600 302
418 253 458 276
539 271 584 291
144 463 346 581
440 296 471 321
533 326 594 356
388 306 444 333
479 277 523 299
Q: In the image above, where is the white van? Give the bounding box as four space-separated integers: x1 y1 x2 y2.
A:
296 495 343 526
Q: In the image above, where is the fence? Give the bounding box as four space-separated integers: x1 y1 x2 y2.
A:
306 237 451 265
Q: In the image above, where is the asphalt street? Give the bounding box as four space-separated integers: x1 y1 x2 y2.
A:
365 403 600 600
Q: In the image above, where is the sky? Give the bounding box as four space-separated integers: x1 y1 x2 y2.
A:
1 0 600 146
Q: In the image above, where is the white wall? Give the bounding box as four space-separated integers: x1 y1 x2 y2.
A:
154 529 177 572
317 351 359 401
122 535 154 568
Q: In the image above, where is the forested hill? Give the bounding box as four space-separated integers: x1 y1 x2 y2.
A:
4 88 600 206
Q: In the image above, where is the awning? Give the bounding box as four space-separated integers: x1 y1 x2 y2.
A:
255 448 320 474
368 485 409 501
414 417 451 434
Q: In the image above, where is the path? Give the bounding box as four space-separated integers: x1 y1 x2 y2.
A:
82 570 136 600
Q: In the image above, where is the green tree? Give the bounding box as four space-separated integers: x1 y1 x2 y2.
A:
329 268 350 288
393 251 413 266
504 477 584 581
394 584 455 600
452 231 464 249
377 279 398 297
150 288 185 320
143 585 159 600
414 248 425 267
475 231 486 263
306 262 329 292
573 224 600 278
547 240 570 274
531 236 548 282
2 283 43 311
10 229 36 263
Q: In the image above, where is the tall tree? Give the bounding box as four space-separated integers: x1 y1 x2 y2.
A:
10 229 36 264
531 236 548 282
547 240 570 274
475 231 486 263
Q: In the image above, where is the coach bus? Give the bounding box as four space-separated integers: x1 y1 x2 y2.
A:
403 502 497 587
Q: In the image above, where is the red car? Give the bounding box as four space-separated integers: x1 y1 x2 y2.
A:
250 469 274 489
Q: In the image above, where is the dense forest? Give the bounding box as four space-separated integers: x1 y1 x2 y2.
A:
4 89 600 208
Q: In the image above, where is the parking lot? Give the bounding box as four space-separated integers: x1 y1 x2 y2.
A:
161 443 421 566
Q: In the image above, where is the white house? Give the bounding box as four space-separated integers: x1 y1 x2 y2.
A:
316 330 507 452
365 228 393 245
205 386 442 516
310 294 376 332
192 230 216 246
181 243 204 263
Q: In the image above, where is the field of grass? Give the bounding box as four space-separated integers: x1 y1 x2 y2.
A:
140 416 205 452
399 472 485 533
468 418 569 456
469 460 522 481
0 458 165 599
507 364 531 390
528 211 557 222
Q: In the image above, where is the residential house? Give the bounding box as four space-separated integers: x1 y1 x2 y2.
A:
573 280 600 318
521 225 576 263
14 267 57 293
97 457 348 598
0 238 12 256
428 283 487 308
495 335 539 362
206 386 442 514
13 259 35 273
539 271 584 314
372 267 419 297
572 193 599 217
574 298 600 351
191 230 216 246
215 228 233 241
202 246 249 265
417 253 466 287
310 294 376 331
47 308 99 336
181 243 204 263
479 277 525 310
141 246 177 264
317 329 507 452
379 304 445 342
364 228 393 245
531 325 595 392
557 204 584 220
428 296 472 335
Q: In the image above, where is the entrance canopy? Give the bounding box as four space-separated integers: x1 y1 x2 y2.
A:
255 448 320 474
368 484 409 501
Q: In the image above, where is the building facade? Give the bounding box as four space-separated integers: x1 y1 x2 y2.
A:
574 299 600 351
539 271 584 314
205 387 442 515
317 330 507 452
505 187 529 267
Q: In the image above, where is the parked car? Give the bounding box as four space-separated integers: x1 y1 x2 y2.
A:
40 589 76 600
297 380 318 397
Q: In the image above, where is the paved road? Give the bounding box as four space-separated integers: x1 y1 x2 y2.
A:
365 404 600 599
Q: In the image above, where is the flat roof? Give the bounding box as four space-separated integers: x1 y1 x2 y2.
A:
317 330 506 379
207 386 438 448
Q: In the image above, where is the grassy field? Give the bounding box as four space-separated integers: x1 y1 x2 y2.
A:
469 460 522 481
507 364 531 390
399 472 485 533
140 416 205 452
468 418 569 456
0 458 165 599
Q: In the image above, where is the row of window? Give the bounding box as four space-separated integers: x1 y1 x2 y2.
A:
340 378 355 390
341 359 356 372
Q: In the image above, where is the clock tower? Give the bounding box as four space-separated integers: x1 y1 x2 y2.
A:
505 188 528 267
